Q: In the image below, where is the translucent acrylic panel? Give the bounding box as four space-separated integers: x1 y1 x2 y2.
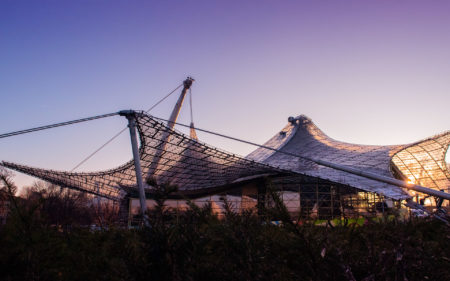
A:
391 134 450 193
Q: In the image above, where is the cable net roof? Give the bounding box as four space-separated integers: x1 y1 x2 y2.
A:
2 112 282 201
2 112 449 201
247 115 449 200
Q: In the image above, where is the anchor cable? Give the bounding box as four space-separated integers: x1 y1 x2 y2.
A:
0 112 118 139
70 83 183 171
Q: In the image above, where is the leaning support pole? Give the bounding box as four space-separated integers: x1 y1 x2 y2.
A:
167 77 194 129
119 110 149 226
147 77 194 177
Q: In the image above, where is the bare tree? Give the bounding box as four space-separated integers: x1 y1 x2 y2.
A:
19 180 94 228
0 167 17 196
0 168 17 225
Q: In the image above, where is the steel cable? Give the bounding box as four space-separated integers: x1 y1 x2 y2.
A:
0 112 118 139
70 83 183 171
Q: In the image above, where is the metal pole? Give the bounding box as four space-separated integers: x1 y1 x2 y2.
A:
147 77 194 177
167 77 194 130
120 110 149 226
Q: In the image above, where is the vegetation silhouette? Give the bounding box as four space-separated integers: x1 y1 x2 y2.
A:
0 172 449 280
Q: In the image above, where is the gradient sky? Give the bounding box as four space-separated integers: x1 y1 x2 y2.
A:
1 0 449 189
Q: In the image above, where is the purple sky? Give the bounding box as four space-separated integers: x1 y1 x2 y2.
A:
1 0 449 188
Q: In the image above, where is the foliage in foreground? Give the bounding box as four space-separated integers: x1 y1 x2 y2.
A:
0 175 449 280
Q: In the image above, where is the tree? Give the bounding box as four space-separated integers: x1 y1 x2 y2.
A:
0 167 17 196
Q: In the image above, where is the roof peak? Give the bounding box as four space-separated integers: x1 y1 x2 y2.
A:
288 114 312 125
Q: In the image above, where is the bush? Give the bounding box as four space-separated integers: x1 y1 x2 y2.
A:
0 176 449 280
